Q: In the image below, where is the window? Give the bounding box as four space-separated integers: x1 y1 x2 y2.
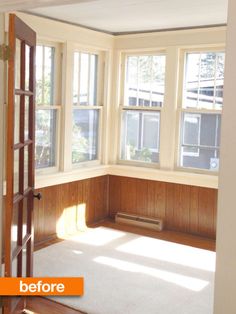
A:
35 44 60 169
72 52 102 164
179 51 225 171
120 54 166 164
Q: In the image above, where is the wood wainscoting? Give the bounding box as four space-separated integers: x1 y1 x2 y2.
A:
33 175 109 248
1 174 218 257
108 175 218 239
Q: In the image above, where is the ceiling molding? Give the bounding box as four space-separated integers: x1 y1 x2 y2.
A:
21 11 227 37
21 11 114 35
114 23 227 36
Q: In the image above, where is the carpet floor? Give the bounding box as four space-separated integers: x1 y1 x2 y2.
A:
34 227 215 314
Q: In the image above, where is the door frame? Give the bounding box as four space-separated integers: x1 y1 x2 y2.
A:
0 13 5 279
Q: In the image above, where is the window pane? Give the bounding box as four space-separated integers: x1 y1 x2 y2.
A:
73 52 79 105
152 55 166 107
36 45 43 104
36 45 55 105
180 113 221 171
73 52 98 106
138 56 151 106
121 110 160 163
72 109 99 163
183 113 200 146
183 51 225 109
35 109 57 168
44 46 55 105
125 55 166 107
80 53 89 105
89 54 98 106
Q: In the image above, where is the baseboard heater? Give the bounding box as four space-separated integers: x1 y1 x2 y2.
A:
115 212 163 231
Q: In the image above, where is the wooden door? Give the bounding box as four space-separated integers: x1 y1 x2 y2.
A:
4 13 37 313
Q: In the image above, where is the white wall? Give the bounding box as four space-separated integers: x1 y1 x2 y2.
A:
0 13 5 279
115 27 226 50
214 1 236 313
14 12 114 49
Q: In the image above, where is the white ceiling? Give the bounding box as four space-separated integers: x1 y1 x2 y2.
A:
2 0 229 34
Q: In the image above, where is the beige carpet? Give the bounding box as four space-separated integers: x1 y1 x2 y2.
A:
34 227 215 314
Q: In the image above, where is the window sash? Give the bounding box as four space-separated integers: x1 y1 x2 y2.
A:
35 108 59 170
182 51 225 110
73 52 99 106
71 107 102 166
35 42 61 171
36 45 55 106
177 48 224 173
119 108 161 164
123 53 166 108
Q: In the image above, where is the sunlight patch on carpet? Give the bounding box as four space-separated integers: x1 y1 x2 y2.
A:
94 256 210 291
61 227 126 246
116 236 216 271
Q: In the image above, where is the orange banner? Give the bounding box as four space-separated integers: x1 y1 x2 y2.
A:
0 277 84 296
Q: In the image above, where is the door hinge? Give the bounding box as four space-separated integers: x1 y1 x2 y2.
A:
0 44 11 61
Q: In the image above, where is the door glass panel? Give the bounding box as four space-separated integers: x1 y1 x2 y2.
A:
25 97 29 140
22 247 27 277
25 45 30 91
14 96 20 145
13 149 19 195
12 258 17 277
23 197 28 239
24 146 29 191
11 203 19 254
15 39 21 89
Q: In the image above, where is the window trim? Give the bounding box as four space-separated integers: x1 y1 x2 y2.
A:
175 47 225 174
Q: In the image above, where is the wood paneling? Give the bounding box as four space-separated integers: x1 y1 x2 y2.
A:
108 175 218 239
34 176 109 247
2 174 218 257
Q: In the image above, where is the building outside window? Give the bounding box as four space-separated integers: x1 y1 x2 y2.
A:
179 51 225 172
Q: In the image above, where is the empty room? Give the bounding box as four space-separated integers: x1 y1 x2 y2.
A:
0 0 235 313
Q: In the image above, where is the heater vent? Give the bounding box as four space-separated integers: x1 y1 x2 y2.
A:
115 212 163 231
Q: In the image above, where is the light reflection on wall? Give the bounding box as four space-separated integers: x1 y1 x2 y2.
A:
56 202 87 238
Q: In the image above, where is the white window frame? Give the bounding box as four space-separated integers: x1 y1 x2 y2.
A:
70 47 105 169
118 51 166 168
35 40 62 175
176 47 225 174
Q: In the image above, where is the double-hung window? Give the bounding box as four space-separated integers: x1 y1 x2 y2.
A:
120 53 166 165
179 50 225 172
35 43 61 170
72 51 102 165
